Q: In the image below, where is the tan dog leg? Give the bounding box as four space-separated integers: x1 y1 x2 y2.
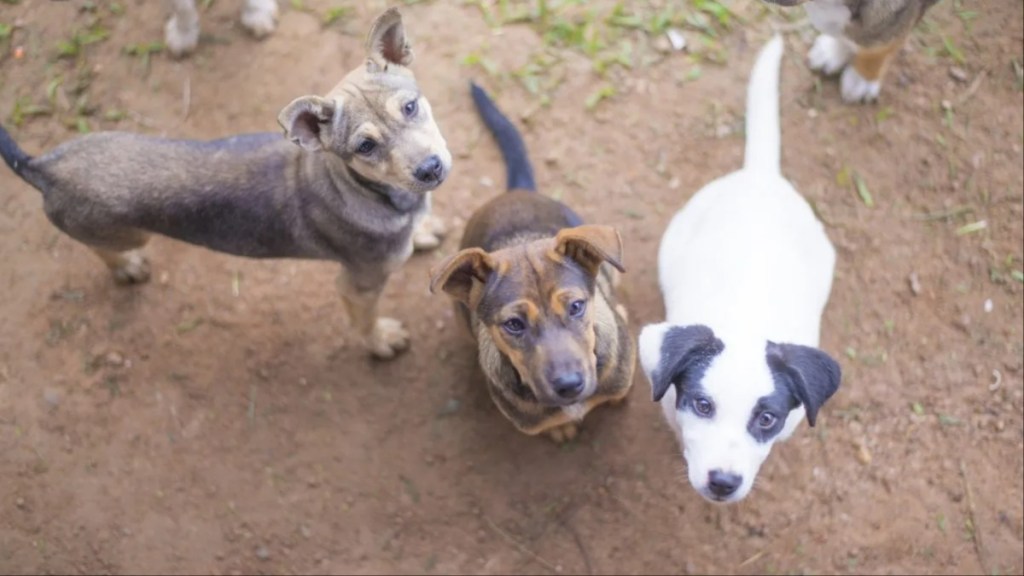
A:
337 268 410 359
841 37 905 103
91 247 152 285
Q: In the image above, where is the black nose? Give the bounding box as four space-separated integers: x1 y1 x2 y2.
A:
552 372 585 399
414 155 443 183
707 470 742 498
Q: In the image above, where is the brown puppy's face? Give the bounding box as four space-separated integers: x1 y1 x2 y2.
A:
430 226 625 407
277 8 451 195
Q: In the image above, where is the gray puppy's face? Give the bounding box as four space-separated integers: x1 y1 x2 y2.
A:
277 8 451 195
639 323 841 504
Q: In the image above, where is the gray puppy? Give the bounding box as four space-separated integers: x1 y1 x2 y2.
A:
0 7 451 360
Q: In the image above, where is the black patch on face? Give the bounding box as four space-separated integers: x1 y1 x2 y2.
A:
746 376 799 443
649 325 724 411
765 341 842 427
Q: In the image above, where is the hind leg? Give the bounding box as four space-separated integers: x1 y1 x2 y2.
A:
90 246 151 285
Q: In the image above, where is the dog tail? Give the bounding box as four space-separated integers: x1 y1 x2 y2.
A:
742 34 784 174
470 81 536 192
0 123 33 179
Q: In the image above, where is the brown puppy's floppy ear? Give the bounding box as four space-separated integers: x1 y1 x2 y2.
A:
365 7 414 71
429 248 494 305
554 225 625 277
278 96 338 152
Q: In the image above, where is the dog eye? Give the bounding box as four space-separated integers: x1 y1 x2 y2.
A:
502 318 526 335
403 99 418 118
757 412 777 429
692 396 714 417
356 139 377 155
568 299 586 318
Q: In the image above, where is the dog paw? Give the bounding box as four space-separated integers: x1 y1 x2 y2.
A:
412 215 447 252
165 15 200 57
241 0 279 38
807 34 852 76
369 317 410 359
111 251 151 285
547 422 579 444
840 65 881 103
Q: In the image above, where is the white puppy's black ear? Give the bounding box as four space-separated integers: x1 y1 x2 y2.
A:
640 324 723 402
765 342 841 426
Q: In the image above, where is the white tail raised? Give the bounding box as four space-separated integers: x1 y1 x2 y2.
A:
743 35 785 174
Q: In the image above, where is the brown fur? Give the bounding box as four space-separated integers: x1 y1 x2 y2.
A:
431 191 636 443
0 8 450 360
765 0 939 90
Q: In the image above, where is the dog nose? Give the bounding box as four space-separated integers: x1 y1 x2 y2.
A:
414 155 443 183
707 470 742 498
552 372 585 399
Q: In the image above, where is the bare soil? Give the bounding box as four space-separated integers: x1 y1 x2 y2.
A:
0 1 1022 574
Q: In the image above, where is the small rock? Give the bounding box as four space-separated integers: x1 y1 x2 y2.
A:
855 442 872 465
984 298 993 313
255 546 270 561
668 177 680 190
435 320 445 331
300 524 312 539
480 176 493 188
807 108 818 119
666 28 687 51
949 67 968 83
908 272 922 296
16 497 25 509
159 271 170 285
104 352 124 367
940 99 953 111
43 389 61 409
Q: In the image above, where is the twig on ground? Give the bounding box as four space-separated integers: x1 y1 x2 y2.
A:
956 70 986 106
959 459 988 574
483 515 559 574
181 76 191 122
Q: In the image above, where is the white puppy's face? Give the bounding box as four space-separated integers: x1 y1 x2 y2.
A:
639 323 841 504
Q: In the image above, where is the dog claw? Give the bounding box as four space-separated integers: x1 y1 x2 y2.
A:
369 317 410 359
547 423 579 444
111 252 151 285
413 214 447 252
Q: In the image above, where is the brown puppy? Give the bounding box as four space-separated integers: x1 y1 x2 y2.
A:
765 0 939 103
0 8 450 360
430 83 635 443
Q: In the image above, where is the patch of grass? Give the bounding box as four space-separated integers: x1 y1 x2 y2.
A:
940 35 966 64
9 97 52 127
322 6 350 27
56 23 109 59
853 173 874 208
123 41 164 76
584 83 615 109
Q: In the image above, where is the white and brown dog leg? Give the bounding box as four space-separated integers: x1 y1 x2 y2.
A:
164 0 200 57
337 267 410 360
240 0 279 38
841 38 904 103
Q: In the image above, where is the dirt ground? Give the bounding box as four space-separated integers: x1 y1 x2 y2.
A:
0 0 1021 574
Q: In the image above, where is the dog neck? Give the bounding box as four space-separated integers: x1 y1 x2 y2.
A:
342 162 424 214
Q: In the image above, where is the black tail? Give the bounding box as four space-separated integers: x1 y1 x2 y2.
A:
0 123 32 178
469 82 536 192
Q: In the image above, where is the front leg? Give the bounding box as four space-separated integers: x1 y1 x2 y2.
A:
841 37 904 104
411 193 447 252
164 0 200 57
337 267 410 360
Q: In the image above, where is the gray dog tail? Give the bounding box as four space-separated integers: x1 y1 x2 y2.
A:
0 123 32 178
470 81 536 192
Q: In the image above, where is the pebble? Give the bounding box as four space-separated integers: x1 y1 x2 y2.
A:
666 28 687 51
855 442 872 465
43 389 61 408
105 352 124 367
908 272 922 296
255 546 270 561
949 67 968 83
16 497 25 509
984 298 993 313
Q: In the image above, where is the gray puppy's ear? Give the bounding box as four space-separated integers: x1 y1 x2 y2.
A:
365 7 414 71
766 342 841 426
278 96 339 152
640 324 723 402
428 248 494 305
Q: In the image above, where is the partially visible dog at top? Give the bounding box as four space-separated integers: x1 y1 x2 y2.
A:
0 8 451 360
638 36 842 503
164 0 279 57
764 0 940 103
429 82 636 444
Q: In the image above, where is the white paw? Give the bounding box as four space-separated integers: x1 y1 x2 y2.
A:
165 15 200 57
369 317 410 359
807 34 852 76
412 214 447 252
241 0 278 38
840 66 881 103
111 251 151 285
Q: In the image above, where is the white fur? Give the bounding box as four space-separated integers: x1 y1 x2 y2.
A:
804 0 852 37
638 36 836 503
165 0 279 57
840 65 882 103
803 0 884 103
807 34 853 76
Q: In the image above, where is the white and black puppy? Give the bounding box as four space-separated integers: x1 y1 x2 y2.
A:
638 36 842 504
